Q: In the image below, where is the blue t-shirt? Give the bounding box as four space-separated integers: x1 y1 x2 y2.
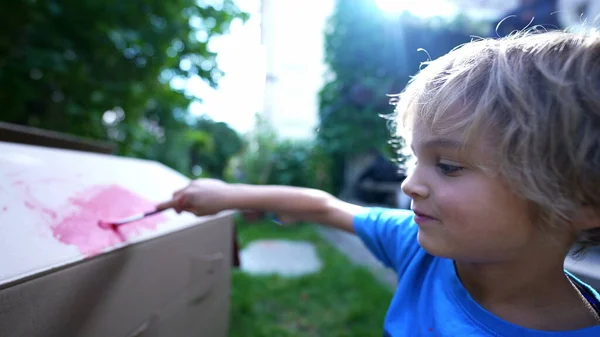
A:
353 207 600 336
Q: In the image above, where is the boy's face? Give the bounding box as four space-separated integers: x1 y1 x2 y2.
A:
401 121 551 262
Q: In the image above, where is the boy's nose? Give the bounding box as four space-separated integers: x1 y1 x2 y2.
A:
401 170 429 200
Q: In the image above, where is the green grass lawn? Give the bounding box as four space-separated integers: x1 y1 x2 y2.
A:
229 218 394 337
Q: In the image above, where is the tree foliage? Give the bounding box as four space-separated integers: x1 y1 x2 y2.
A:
0 0 248 176
188 116 243 178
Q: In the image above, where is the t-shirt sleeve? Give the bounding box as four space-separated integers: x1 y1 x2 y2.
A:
353 207 421 273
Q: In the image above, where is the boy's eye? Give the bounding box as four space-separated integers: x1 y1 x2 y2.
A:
436 162 463 175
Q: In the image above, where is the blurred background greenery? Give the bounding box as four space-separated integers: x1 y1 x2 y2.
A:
0 0 576 196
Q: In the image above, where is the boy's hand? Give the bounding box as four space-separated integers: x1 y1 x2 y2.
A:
156 178 232 216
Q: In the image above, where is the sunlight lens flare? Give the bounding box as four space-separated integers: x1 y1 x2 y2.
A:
375 0 459 18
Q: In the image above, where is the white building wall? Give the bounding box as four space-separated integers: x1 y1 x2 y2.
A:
260 0 335 140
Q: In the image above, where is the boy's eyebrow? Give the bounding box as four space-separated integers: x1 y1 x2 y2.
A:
411 138 464 151
424 138 464 148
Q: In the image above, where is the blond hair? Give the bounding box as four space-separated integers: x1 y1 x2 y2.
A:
393 29 600 252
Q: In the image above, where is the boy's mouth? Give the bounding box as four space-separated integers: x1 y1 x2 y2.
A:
412 209 439 224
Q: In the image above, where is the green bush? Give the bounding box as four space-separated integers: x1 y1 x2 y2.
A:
188 116 244 179
265 140 333 192
229 115 333 192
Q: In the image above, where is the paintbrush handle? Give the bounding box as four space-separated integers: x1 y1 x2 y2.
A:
113 213 145 225
99 207 166 229
113 209 163 226
143 209 162 217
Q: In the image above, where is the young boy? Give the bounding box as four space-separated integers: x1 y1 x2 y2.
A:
157 30 600 335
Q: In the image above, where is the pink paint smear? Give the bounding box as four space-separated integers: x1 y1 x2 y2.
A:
22 184 166 256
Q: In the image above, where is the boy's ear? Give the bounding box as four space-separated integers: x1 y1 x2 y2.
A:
573 206 600 230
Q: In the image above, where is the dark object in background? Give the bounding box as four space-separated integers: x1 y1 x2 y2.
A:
0 121 114 154
492 0 560 37
354 150 406 206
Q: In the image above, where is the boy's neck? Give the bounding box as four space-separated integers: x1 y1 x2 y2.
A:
455 255 565 303
455 251 599 330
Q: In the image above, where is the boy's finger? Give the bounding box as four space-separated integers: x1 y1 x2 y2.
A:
173 195 189 214
155 199 176 211
157 187 189 212
172 190 185 201
172 183 191 198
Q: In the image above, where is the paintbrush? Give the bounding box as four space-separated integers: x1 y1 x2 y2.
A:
98 209 164 229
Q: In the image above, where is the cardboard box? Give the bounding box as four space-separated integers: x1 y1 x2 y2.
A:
0 141 234 337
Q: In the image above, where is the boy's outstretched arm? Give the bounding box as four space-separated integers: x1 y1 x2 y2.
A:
155 178 365 233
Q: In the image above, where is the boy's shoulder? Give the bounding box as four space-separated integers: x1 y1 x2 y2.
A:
353 207 418 245
354 207 415 226
353 207 421 271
